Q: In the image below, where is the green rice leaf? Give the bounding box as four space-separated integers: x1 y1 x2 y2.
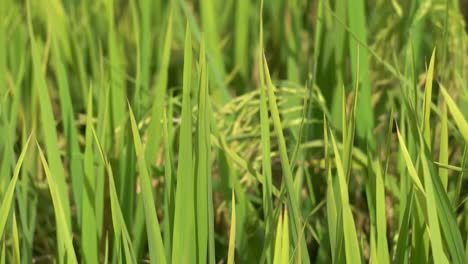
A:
393 190 414 263
81 86 99 264
439 103 449 189
12 213 20 263
440 85 468 142
27 0 71 228
162 110 175 261
263 54 310 263
324 116 339 262
227 192 236 264
347 0 374 147
128 104 166 264
273 207 283 264
419 136 466 263
329 129 362 264
1 242 5 264
258 2 274 257
92 128 137 263
199 0 230 103
281 209 290 264
195 37 214 263
396 128 426 194
50 33 84 221
419 138 448 263
0 135 31 239
421 49 436 146
37 143 77 264
146 12 173 164
172 22 196 263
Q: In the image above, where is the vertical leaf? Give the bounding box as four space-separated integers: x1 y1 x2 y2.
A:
81 87 99 263
146 12 173 164
235 0 249 81
263 55 310 263
37 144 77 264
92 129 137 263
128 105 166 264
419 140 448 264
329 129 362 263
27 0 71 229
0 136 31 238
421 49 436 146
440 85 468 142
200 0 230 103
347 0 374 147
195 38 213 263
439 103 448 189
258 2 274 259
172 23 196 264
227 192 236 264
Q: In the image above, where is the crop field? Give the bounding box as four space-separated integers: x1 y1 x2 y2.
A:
0 0 468 263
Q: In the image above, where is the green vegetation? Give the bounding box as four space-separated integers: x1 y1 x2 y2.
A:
1 0 468 263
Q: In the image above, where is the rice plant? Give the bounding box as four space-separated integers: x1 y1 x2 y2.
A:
0 0 467 263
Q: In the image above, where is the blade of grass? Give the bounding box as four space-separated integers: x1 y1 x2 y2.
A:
106 0 126 146
199 0 230 103
347 0 374 147
138 0 152 101
0 135 31 238
324 116 340 263
273 207 283 264
419 136 448 264
343 77 360 180
16 130 36 264
12 213 20 264
92 128 137 263
419 135 466 263
439 102 449 189
439 85 468 142
393 189 414 263
396 128 426 194
81 87 99 264
329 129 362 264
26 0 71 228
227 191 236 264
330 0 347 132
103 234 109 264
284 0 301 137
177 0 230 104
37 143 77 264
1 242 4 264
421 49 436 146
263 54 310 263
162 110 174 261
128 104 166 264
195 38 213 263
128 0 142 115
94 61 110 242
374 160 390 263
452 147 467 207
50 33 84 222
235 0 249 81
172 23 196 264
146 12 173 164
281 208 290 264
206 97 216 264
258 2 274 259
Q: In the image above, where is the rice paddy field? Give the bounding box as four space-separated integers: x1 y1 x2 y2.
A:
1 0 468 263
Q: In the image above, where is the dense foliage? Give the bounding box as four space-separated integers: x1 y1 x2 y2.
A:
0 0 467 263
